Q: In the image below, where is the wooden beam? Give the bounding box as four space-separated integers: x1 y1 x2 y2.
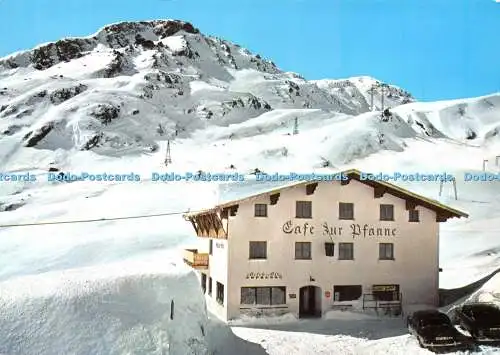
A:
214 213 222 231
207 214 217 237
220 208 228 218
215 213 227 237
374 186 386 198
198 215 210 236
436 213 449 222
206 214 214 233
306 183 318 195
270 193 280 205
211 213 224 235
190 213 228 239
189 218 198 234
195 216 204 236
193 216 201 236
208 213 218 233
405 199 418 211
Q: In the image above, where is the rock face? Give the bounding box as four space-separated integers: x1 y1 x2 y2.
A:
90 104 121 125
1 20 201 71
49 84 88 105
23 122 54 147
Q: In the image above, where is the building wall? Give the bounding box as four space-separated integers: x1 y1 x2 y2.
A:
224 179 440 321
203 238 229 321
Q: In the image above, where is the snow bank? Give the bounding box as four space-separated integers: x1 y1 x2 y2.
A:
469 272 500 306
0 255 209 355
228 309 384 327
229 312 298 326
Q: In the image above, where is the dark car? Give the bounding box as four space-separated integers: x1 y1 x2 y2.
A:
407 310 475 353
453 303 500 344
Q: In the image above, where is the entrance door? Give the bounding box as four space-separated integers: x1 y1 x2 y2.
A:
299 286 321 318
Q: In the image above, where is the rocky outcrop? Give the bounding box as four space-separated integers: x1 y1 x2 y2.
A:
23 122 54 147
143 71 182 88
49 84 88 104
81 133 104 150
134 34 155 50
90 104 120 125
100 50 137 78
223 96 272 111
151 20 199 37
0 202 25 212
2 125 24 136
31 39 94 70
0 90 49 118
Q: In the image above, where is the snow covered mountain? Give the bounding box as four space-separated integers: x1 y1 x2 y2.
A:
0 19 415 159
0 19 500 355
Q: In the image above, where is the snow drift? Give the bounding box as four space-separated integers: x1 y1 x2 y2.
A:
468 272 500 307
0 255 209 355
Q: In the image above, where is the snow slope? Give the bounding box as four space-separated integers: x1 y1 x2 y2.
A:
0 19 499 354
0 254 208 355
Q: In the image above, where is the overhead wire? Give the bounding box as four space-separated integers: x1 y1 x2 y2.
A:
0 209 206 228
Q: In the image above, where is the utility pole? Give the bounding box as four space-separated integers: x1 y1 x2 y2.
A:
439 177 457 200
483 159 488 171
370 85 375 111
164 139 172 166
293 117 299 135
496 156 500 167
381 84 386 113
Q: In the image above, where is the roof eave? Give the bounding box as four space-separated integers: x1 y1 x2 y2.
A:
344 169 468 219
183 168 469 219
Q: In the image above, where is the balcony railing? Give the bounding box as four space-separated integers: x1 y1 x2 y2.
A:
183 249 209 269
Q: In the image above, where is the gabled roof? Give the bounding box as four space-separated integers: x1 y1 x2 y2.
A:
184 169 468 220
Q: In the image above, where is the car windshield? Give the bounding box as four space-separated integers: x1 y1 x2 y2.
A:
421 316 449 328
468 307 500 326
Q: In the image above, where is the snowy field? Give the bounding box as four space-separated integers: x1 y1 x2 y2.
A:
0 19 499 354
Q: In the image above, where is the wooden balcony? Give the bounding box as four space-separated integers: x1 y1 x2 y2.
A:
183 249 209 269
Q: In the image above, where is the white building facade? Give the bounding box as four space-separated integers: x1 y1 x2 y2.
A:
183 169 468 321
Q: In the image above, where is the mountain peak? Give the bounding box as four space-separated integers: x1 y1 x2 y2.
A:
97 19 198 35
0 19 200 71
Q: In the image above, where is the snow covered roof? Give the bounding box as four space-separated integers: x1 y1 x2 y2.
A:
184 169 468 221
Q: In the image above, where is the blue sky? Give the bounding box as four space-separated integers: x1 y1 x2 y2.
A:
0 0 498 101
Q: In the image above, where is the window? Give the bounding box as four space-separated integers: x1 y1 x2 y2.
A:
339 202 354 220
249 241 267 259
201 273 207 294
216 282 224 305
208 277 212 295
240 287 286 305
333 285 362 301
372 284 400 301
295 242 311 260
409 209 419 222
380 204 394 221
325 242 334 257
379 243 394 260
338 243 354 260
209 239 213 255
296 201 312 218
254 203 267 217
